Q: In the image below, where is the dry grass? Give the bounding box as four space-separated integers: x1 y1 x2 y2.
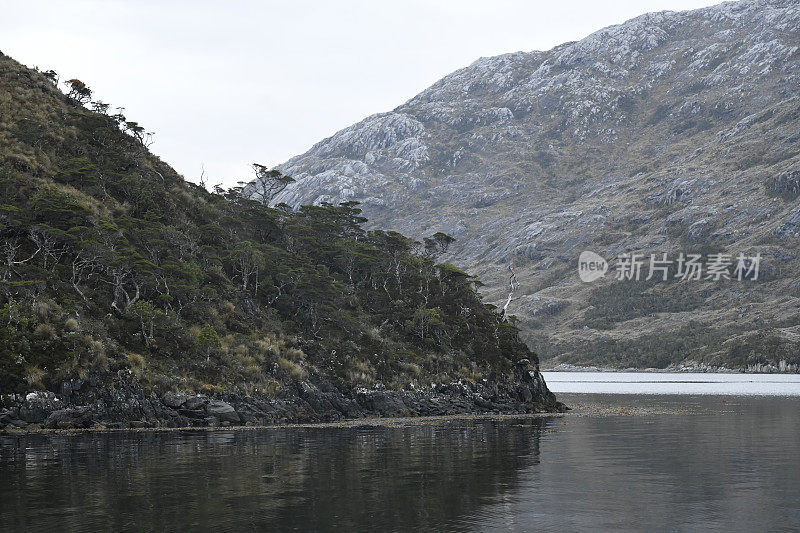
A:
126 352 146 378
277 357 306 380
34 322 56 339
23 365 46 389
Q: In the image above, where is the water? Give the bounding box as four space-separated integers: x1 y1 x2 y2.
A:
543 371 800 396
2 374 799 532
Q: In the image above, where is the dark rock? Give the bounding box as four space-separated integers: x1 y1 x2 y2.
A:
1 361 562 432
473 397 494 409
356 390 411 416
182 396 207 411
179 408 206 419
0 413 28 429
44 407 93 429
17 392 62 423
162 391 186 409
205 400 240 423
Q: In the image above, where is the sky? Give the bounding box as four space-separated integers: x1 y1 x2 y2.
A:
2 0 724 188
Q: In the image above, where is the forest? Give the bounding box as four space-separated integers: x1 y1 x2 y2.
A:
0 53 536 396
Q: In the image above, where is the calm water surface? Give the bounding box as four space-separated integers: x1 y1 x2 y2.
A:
544 371 800 396
2 374 799 532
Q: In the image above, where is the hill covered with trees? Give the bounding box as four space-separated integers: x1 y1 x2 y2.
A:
0 53 558 430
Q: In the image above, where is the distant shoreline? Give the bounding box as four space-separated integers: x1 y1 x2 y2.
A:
542 363 800 374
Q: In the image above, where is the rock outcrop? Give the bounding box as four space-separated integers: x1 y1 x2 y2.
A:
0 364 564 432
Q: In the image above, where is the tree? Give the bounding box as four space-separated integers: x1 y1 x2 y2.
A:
70 248 100 302
91 101 110 114
250 164 295 205
110 107 126 125
196 324 221 361
29 226 68 274
1 237 40 282
228 241 265 293
369 230 413 298
43 69 59 85
64 79 92 104
501 263 519 317
406 306 445 341
124 121 154 146
423 232 455 257
129 301 157 347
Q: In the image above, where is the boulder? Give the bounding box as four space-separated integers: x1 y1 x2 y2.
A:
356 390 410 416
44 407 93 429
182 395 207 411
162 391 187 409
205 400 240 423
0 412 28 429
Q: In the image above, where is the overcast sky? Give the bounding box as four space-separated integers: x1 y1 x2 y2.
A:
3 0 723 188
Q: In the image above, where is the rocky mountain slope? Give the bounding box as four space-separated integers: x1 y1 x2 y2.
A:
0 53 560 431
272 0 800 370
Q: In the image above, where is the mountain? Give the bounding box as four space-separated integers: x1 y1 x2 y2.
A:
0 53 560 431
271 0 800 371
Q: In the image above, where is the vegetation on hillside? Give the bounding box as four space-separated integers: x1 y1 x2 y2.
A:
0 54 534 394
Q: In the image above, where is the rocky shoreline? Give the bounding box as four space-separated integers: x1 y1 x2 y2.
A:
0 360 566 433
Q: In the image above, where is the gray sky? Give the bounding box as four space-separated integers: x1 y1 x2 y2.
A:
3 0 723 188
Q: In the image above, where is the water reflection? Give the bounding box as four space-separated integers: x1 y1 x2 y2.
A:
0 418 551 532
501 395 800 532
2 395 800 531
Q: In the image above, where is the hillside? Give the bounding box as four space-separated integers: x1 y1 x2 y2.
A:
0 53 559 430
270 0 800 371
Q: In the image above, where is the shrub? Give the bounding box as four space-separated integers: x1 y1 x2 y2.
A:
196 324 221 360
34 322 56 339
23 365 45 389
126 352 146 377
277 357 306 380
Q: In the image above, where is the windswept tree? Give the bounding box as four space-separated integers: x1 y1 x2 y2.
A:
1 238 40 281
42 69 58 85
250 164 295 205
64 79 92 103
110 107 126 125
423 232 455 257
91 101 110 114
122 121 154 146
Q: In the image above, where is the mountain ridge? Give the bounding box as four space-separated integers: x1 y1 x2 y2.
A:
269 0 800 370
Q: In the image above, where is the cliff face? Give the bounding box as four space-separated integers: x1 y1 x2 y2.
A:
271 0 800 370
